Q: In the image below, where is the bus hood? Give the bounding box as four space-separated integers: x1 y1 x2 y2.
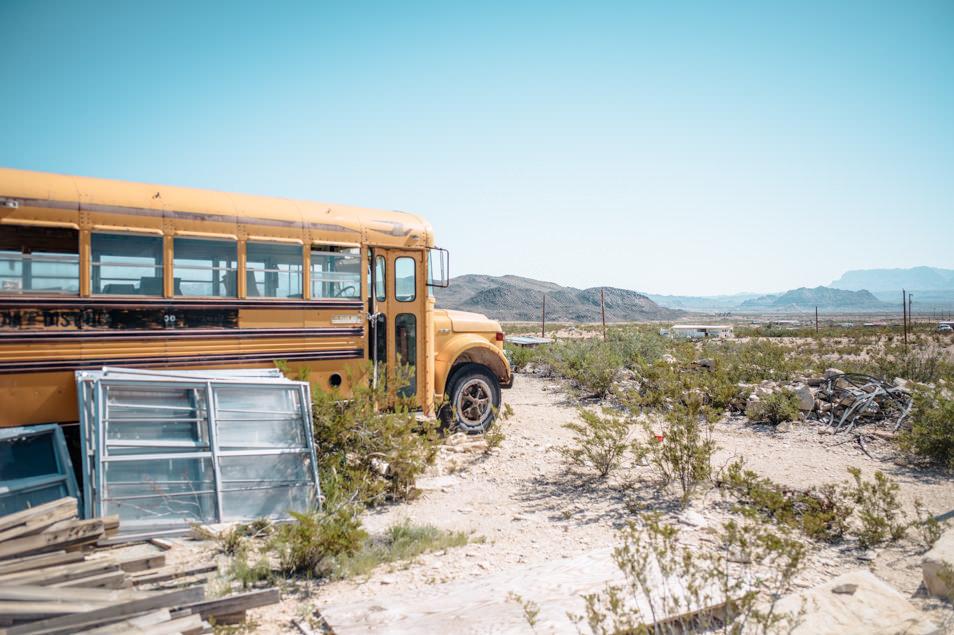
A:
435 309 502 333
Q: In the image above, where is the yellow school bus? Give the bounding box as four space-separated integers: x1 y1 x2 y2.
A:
0 168 511 434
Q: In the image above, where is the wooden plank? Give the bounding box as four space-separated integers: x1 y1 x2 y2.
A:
116 553 166 574
51 569 129 589
146 539 173 551
129 563 218 586
73 609 171 635
0 600 106 620
0 519 104 561
0 499 77 535
319 548 726 635
101 515 120 537
0 551 85 577
0 585 146 603
1 586 205 635
0 558 120 587
172 588 280 622
0 502 79 545
79 612 203 635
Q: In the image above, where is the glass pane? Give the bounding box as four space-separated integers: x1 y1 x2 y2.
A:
374 255 386 301
0 226 79 295
426 247 449 288
173 238 238 297
0 430 59 480
395 313 417 398
246 242 303 298
395 257 416 302
103 457 217 523
218 454 315 521
91 233 164 296
103 385 209 452
214 387 306 449
310 247 360 299
0 484 71 517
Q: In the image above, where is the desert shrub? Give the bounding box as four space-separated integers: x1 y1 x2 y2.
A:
271 489 368 577
845 467 908 549
714 340 799 384
311 363 440 505
720 460 850 543
625 359 683 410
483 402 513 452
915 500 944 548
573 513 805 635
606 326 670 367
504 342 543 372
896 381 954 468
539 339 625 398
745 388 800 424
559 407 634 478
634 399 717 502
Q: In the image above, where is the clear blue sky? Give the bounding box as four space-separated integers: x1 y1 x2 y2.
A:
2 1 951 296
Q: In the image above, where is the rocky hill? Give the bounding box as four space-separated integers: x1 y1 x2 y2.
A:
738 286 892 312
434 274 685 322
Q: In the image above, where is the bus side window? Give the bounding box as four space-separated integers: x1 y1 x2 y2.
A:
92 233 163 295
394 257 416 302
173 238 238 297
247 242 303 298
310 246 360 299
0 226 79 295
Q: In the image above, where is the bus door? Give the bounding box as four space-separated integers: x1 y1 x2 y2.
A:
369 249 423 402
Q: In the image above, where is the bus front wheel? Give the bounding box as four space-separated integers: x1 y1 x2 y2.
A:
441 364 501 434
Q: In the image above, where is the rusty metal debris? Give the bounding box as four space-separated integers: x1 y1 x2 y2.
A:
817 373 913 439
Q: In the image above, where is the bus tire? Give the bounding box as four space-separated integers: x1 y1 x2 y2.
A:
440 364 501 434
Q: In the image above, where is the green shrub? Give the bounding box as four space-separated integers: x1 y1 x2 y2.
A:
504 342 543 372
271 490 368 577
538 339 625 398
573 513 806 634
311 363 440 505
559 408 633 478
746 388 800 424
720 460 850 543
897 382 954 468
845 467 908 549
634 399 717 502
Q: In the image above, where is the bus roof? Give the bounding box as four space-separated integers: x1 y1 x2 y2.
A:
0 167 434 249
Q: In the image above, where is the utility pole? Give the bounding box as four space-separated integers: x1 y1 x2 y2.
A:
601 288 606 342
909 294 914 335
541 295 546 338
903 289 907 351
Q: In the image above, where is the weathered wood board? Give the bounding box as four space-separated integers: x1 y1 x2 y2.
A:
319 547 724 635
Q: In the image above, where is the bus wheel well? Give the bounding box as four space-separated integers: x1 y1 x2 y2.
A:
446 348 507 386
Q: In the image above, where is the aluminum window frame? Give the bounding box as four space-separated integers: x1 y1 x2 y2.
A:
76 367 320 535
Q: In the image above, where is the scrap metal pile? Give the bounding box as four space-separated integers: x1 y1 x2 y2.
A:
815 372 913 438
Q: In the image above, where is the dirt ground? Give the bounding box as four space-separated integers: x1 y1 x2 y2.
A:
242 371 954 633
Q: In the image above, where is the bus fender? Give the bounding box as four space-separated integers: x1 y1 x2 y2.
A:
435 336 512 397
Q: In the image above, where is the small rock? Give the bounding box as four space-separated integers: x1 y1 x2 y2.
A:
831 583 858 595
776 421 793 433
857 549 877 561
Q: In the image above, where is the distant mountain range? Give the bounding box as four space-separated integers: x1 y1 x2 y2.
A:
436 267 954 320
830 267 954 292
736 287 892 312
434 275 685 322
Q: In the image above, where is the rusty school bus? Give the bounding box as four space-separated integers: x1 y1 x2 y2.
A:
0 168 511 434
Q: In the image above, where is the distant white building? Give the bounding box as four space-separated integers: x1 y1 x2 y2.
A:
670 325 734 339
